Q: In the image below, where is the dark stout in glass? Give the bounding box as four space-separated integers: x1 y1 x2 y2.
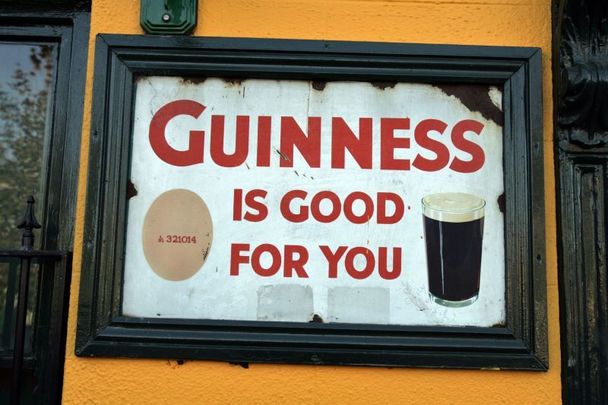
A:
424 216 484 301
422 193 485 307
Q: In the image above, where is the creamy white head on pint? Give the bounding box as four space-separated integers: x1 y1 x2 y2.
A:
422 192 485 223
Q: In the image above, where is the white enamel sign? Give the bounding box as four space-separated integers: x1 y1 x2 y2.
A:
123 76 505 327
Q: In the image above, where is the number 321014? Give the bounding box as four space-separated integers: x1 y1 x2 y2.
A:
157 235 197 244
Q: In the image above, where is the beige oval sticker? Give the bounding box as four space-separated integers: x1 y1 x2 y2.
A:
142 189 213 281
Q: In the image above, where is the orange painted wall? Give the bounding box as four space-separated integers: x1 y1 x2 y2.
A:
62 0 559 403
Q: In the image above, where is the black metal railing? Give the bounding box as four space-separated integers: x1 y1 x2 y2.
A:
0 196 70 405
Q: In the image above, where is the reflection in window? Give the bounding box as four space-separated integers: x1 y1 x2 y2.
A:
0 43 57 354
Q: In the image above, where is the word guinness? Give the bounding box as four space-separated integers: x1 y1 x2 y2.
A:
149 99 486 173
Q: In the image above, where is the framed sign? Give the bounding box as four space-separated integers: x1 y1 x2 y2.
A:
76 35 547 370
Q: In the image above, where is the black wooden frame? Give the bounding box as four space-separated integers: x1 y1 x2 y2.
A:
76 34 547 370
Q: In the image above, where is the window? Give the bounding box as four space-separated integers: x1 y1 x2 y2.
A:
0 7 89 403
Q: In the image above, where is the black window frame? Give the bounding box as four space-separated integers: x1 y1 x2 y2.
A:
76 34 547 370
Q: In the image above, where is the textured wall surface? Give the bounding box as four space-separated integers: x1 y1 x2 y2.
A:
62 0 560 403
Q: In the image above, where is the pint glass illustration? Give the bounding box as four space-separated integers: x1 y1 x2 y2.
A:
422 192 485 307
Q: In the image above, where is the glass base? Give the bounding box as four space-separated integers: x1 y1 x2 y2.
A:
430 293 478 308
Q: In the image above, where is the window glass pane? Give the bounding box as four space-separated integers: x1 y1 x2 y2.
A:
0 42 57 354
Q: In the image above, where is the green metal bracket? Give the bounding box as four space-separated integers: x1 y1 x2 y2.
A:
140 0 197 35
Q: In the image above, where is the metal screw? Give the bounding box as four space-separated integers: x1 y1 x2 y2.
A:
162 13 171 22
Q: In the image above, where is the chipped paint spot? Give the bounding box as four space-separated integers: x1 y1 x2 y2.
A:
224 78 244 86
312 80 327 91
181 77 207 85
436 84 503 126
135 75 151 84
126 179 138 200
497 192 505 214
309 314 324 323
371 81 397 90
